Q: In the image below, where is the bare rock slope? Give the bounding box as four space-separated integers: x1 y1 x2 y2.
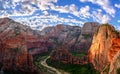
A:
88 24 120 74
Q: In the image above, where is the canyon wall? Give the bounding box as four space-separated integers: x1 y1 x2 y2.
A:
0 18 34 72
41 22 99 52
88 24 120 74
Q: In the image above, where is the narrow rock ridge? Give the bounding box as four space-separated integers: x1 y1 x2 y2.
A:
50 47 88 65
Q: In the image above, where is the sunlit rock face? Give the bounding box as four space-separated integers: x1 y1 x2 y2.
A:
0 18 34 72
88 24 120 74
75 22 99 52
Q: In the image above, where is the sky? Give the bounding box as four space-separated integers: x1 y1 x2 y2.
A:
0 0 120 30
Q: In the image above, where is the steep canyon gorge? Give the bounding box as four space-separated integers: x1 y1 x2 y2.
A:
0 18 120 74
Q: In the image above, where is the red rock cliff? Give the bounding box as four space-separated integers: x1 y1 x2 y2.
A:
0 18 34 72
88 24 120 74
50 47 88 65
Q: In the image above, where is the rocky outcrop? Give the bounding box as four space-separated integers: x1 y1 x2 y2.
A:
27 40 53 55
81 22 99 35
88 24 120 74
41 24 81 47
75 22 99 52
50 47 88 65
41 23 99 52
0 18 34 72
26 35 53 55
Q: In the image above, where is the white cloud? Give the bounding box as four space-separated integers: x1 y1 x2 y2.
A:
51 5 69 13
79 5 90 18
118 27 120 31
0 0 37 17
115 4 120 8
50 4 91 19
69 4 78 11
50 3 81 17
43 11 49 15
68 16 73 18
0 0 58 17
0 0 115 28
116 25 120 31
0 0 111 25
118 20 120 23
37 0 58 11
12 14 84 30
92 10 110 23
79 0 115 17
0 0 79 18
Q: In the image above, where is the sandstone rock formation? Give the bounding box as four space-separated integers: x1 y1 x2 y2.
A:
41 23 99 52
0 18 34 72
88 24 120 74
41 24 81 47
26 35 53 55
0 17 101 73
50 47 88 65
75 22 99 52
